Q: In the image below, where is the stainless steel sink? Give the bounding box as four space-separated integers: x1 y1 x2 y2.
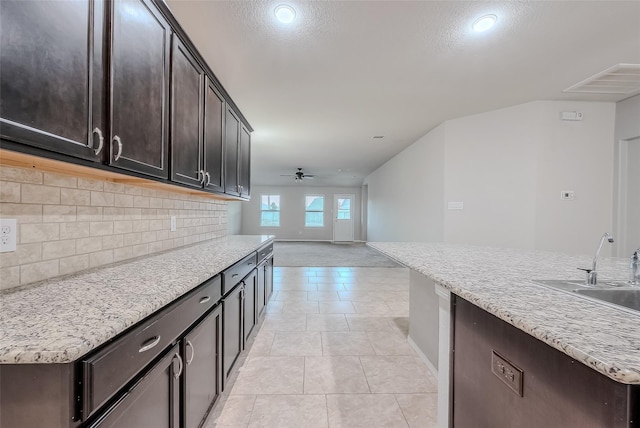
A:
532 279 640 314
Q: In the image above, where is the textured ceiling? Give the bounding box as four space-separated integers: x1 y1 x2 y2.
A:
166 0 640 187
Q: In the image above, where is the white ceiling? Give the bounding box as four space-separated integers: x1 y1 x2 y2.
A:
166 0 640 187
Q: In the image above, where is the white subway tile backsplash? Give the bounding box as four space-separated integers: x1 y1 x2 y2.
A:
20 260 59 284
43 172 77 188
42 239 76 260
60 188 91 205
21 223 60 243
0 266 21 290
0 181 21 202
21 183 61 204
0 165 228 289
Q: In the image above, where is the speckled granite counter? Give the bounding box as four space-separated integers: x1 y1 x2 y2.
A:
367 242 640 385
0 235 273 364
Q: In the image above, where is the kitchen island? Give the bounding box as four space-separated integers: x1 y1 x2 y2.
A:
368 242 640 427
0 234 274 427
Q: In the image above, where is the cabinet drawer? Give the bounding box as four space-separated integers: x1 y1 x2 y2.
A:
257 242 273 264
82 276 221 418
222 253 257 295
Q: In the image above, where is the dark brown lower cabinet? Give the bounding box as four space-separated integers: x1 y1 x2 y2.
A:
88 344 181 428
243 270 258 343
182 305 222 428
222 283 244 387
452 296 639 428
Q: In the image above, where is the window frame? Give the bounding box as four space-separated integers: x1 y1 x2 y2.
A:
304 194 325 228
260 194 281 228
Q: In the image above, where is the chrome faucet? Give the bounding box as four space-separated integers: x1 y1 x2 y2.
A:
579 232 614 286
631 248 640 285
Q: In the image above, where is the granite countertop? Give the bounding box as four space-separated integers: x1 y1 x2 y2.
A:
0 235 273 364
368 242 640 385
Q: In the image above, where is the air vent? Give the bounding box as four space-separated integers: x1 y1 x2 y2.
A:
372 136 384 139
564 64 640 95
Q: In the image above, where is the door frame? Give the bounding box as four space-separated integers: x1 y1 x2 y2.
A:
333 194 355 242
614 136 640 256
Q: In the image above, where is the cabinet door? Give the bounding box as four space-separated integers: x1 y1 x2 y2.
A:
238 124 251 198
203 78 225 193
257 263 266 319
170 37 204 188
0 0 105 161
224 106 240 197
109 0 170 178
243 270 258 342
266 257 274 301
183 305 222 428
222 284 243 386
89 344 181 428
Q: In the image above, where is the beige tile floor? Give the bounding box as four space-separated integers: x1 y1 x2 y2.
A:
205 267 438 428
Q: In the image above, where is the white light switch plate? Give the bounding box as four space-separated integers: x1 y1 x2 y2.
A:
0 219 17 253
560 190 575 200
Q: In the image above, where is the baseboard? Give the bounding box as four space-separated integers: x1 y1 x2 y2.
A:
274 239 366 243
408 335 438 378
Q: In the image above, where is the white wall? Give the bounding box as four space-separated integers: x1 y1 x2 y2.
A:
241 185 362 241
227 201 242 235
613 94 640 256
365 123 445 242
365 100 617 256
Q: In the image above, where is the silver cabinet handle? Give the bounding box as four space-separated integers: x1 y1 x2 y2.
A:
205 172 211 186
173 353 183 379
185 340 195 365
92 127 104 155
197 170 204 183
232 273 239 278
138 335 161 353
113 135 123 161
199 296 211 304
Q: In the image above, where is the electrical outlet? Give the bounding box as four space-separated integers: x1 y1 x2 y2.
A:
0 219 17 253
560 190 575 200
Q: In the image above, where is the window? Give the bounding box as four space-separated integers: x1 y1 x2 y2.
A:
305 195 324 227
260 195 280 227
337 198 351 220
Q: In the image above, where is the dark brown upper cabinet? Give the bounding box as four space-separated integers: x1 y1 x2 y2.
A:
224 106 240 197
202 78 225 193
239 124 251 199
0 0 106 162
170 37 204 188
223 106 251 199
109 0 171 179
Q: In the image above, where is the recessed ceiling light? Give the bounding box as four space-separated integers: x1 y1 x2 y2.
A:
274 4 296 24
472 14 497 32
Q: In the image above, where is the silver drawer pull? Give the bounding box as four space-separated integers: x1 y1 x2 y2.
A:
186 340 195 365
92 127 104 155
199 296 211 304
232 274 239 278
113 135 123 161
205 172 211 186
247 262 253 266
138 335 161 353
173 353 183 379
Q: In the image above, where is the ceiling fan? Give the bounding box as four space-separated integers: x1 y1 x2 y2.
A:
280 168 315 182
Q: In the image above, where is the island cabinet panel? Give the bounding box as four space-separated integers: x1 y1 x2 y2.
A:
87 344 181 428
452 296 639 428
182 304 222 428
224 106 240 197
202 78 225 193
170 37 204 188
0 0 105 162
109 0 170 179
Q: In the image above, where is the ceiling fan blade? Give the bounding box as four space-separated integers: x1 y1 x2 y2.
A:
280 174 295 177
304 175 315 179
